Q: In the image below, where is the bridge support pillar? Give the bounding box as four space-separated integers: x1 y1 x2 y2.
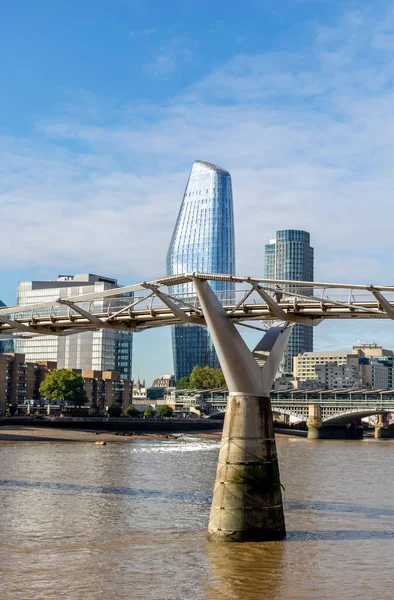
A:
307 404 323 439
307 406 364 439
375 413 390 439
193 278 291 542
277 413 290 425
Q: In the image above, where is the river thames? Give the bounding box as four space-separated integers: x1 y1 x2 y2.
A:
1 435 394 599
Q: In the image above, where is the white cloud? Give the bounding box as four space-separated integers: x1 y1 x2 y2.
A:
2 2 394 296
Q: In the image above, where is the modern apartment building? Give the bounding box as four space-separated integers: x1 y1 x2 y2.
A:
167 161 235 381
264 230 314 373
15 273 133 380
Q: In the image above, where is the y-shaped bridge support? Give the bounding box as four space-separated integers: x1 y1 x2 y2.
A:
193 278 291 542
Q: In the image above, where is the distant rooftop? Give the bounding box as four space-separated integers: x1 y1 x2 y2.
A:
193 160 230 176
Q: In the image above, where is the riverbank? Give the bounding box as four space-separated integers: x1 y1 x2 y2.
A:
0 425 306 442
0 426 177 443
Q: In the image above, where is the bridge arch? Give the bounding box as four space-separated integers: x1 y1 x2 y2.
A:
323 409 392 425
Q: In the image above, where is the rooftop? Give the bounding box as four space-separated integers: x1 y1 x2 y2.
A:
193 160 230 176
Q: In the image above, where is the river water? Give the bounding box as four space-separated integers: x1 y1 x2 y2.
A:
1 436 394 600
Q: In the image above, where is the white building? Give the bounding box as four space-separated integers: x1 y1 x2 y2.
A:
15 274 133 379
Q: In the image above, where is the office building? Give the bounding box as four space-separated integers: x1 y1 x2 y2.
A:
264 230 314 373
294 343 394 390
15 274 133 379
167 160 235 381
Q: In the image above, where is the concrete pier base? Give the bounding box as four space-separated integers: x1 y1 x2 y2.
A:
307 404 323 440
308 423 362 440
375 413 390 438
307 405 364 440
208 394 285 543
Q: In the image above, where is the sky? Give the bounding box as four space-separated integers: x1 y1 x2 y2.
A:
2 0 394 384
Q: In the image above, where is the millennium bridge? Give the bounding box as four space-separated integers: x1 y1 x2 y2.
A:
2 272 394 543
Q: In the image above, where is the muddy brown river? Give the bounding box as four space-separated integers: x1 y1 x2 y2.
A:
0 436 393 599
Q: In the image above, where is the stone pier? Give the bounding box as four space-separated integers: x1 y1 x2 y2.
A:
193 277 291 542
208 394 285 542
307 405 363 440
306 404 323 439
375 413 390 439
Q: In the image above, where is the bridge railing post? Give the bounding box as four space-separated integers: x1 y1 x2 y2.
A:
193 277 291 542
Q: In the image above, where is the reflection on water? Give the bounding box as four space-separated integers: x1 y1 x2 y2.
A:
207 541 285 600
1 437 394 599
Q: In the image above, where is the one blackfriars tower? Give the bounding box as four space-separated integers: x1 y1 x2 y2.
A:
167 160 235 382
265 230 314 373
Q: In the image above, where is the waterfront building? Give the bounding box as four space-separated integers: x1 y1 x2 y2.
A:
294 350 351 381
294 343 393 390
166 160 236 381
15 274 133 380
0 353 133 416
264 230 314 373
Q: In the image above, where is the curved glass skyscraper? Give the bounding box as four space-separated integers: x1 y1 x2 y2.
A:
167 160 235 381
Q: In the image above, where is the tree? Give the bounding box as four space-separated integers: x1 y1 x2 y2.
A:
157 404 173 418
143 407 155 418
189 366 226 390
176 376 191 389
107 403 122 417
125 404 140 417
39 369 87 406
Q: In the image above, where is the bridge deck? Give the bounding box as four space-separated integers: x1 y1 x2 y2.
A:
1 272 394 338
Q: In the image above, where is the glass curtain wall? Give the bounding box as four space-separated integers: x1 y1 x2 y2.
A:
264 230 314 373
0 300 14 354
15 275 133 380
167 160 236 382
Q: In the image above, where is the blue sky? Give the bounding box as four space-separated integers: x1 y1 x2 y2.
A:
2 0 394 384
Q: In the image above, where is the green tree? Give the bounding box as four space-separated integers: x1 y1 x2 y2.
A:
107 403 122 417
176 376 190 389
157 404 173 418
125 404 140 417
189 366 226 390
143 407 155 418
39 369 87 406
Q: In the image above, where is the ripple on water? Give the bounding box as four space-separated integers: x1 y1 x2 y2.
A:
0 437 394 599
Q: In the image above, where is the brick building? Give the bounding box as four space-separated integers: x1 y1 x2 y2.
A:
0 353 133 416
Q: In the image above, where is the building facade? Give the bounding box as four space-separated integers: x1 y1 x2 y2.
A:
166 160 235 381
294 343 394 390
0 353 133 416
151 374 175 388
0 300 14 354
15 274 133 380
264 230 314 373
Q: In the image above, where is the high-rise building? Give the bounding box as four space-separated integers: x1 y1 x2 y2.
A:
166 160 236 381
264 230 314 373
14 274 133 379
